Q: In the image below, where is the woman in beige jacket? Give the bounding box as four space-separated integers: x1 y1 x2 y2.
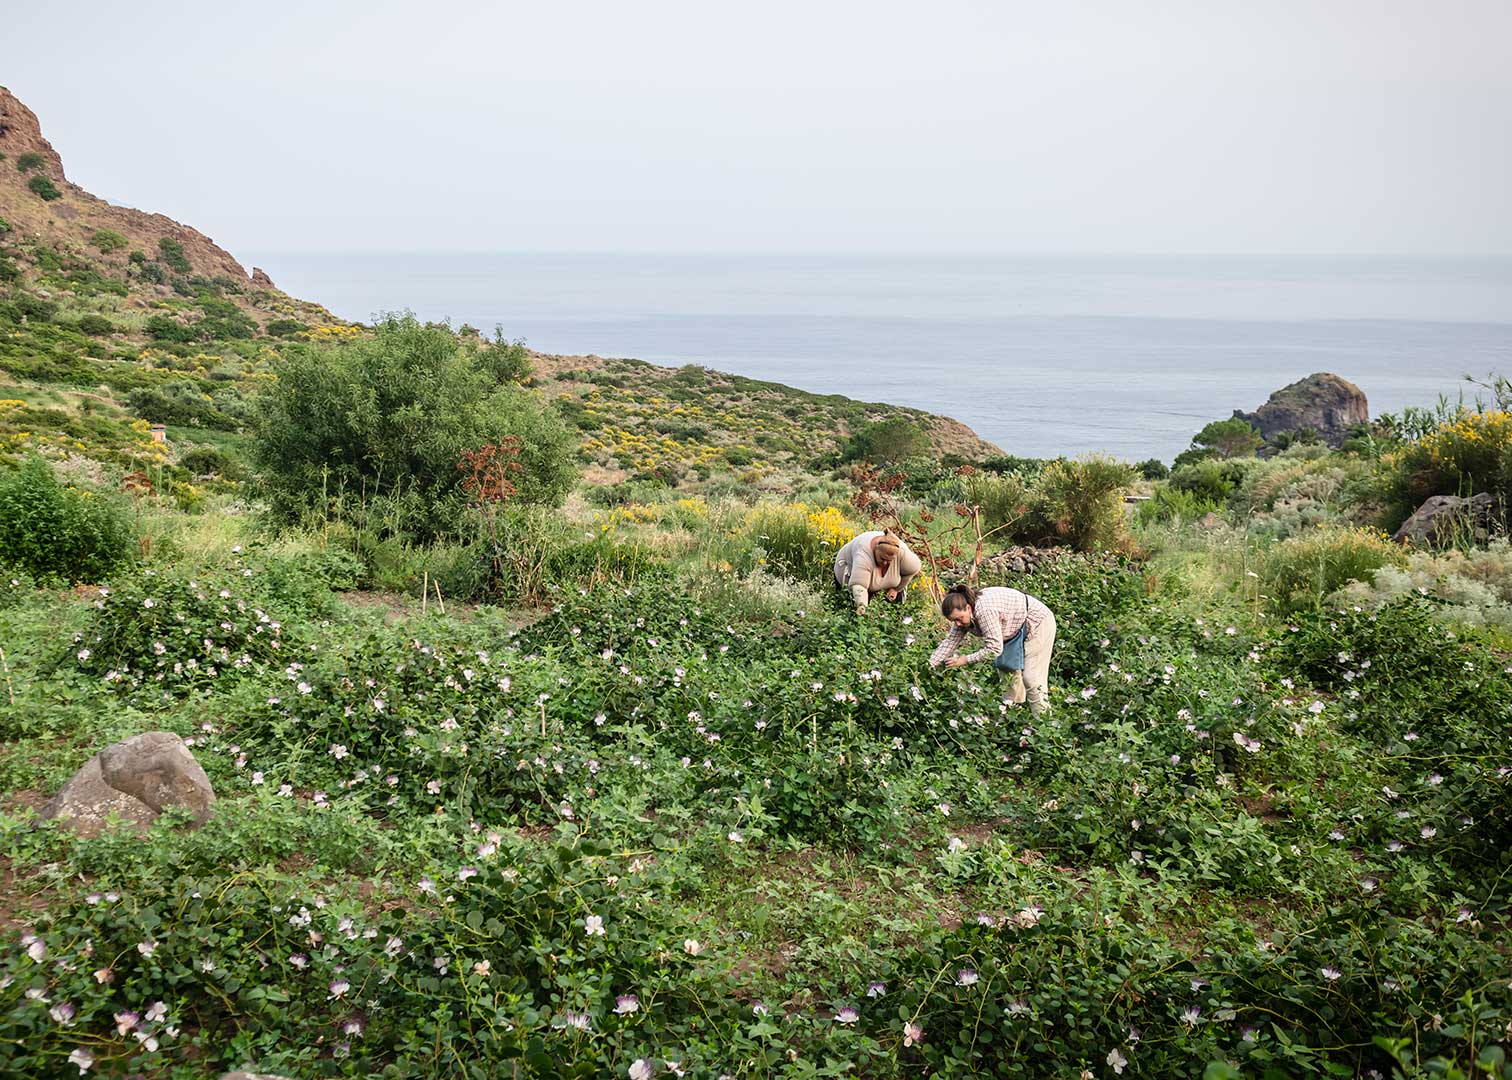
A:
834 531 922 612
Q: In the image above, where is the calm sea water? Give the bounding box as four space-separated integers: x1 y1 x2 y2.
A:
245 252 1512 460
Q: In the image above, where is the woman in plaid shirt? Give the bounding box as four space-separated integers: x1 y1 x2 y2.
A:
929 584 1057 716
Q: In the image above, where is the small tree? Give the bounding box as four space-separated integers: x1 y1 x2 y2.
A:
843 417 930 465
15 152 44 173
1192 418 1263 459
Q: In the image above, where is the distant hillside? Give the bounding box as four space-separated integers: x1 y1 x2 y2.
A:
0 84 1001 493
531 352 1001 488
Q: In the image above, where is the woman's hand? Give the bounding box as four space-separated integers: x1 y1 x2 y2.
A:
945 656 968 669
885 588 899 601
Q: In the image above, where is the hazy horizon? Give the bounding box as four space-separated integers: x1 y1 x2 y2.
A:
6 0 1511 258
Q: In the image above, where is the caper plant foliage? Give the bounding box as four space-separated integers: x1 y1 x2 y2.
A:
0 553 1508 1079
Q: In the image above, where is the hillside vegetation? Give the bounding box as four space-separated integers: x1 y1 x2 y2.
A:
1 87 1510 1080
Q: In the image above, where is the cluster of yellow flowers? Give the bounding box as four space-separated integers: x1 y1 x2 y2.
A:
581 424 726 474
300 325 364 340
804 504 855 550
1420 410 1512 467
594 503 661 532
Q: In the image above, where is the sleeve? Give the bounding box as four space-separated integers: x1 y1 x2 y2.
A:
959 623 1003 665
895 543 923 592
929 625 966 667
842 541 873 609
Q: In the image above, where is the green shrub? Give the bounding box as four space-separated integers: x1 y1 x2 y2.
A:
72 566 294 697
957 469 1031 534
1260 524 1407 612
0 458 135 583
843 417 930 465
0 255 19 285
75 313 115 336
742 502 857 583
15 152 44 173
126 382 232 428
143 313 197 342
1137 484 1219 524
176 444 245 479
252 313 576 541
264 317 306 337
26 174 62 201
128 249 146 265
1136 457 1169 480
89 229 128 253
1030 454 1135 551
1168 457 1250 505
157 236 192 273
0 216 11 234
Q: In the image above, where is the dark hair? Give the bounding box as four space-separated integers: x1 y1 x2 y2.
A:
940 584 977 618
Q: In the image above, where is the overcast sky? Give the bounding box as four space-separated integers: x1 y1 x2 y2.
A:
6 0 1511 255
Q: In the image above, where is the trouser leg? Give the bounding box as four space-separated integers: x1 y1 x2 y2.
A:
1021 613 1056 717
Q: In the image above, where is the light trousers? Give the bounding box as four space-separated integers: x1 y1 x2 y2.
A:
1005 611 1056 717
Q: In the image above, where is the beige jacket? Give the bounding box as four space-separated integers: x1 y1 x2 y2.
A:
834 531 923 609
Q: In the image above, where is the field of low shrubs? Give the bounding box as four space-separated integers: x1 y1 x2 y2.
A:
1 475 1509 1076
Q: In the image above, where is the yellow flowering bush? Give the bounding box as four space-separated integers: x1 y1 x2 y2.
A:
1383 408 1512 525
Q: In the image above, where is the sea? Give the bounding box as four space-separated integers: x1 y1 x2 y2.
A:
244 252 1512 461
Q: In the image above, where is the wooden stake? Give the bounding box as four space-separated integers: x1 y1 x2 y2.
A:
433 579 446 615
422 571 429 615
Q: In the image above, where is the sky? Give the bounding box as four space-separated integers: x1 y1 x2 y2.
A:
5 0 1511 255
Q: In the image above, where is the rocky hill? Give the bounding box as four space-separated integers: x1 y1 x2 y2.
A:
0 85 332 326
0 84 1000 494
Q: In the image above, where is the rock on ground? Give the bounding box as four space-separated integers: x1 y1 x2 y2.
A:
42 731 215 837
1392 492 1501 546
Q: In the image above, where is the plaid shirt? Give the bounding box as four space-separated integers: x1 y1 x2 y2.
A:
929 587 1051 667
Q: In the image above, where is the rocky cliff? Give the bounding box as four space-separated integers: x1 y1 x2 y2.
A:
0 85 270 287
1234 373 1369 448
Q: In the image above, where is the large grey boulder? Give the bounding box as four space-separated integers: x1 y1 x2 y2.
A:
1392 492 1501 547
1234 373 1369 448
42 731 215 837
